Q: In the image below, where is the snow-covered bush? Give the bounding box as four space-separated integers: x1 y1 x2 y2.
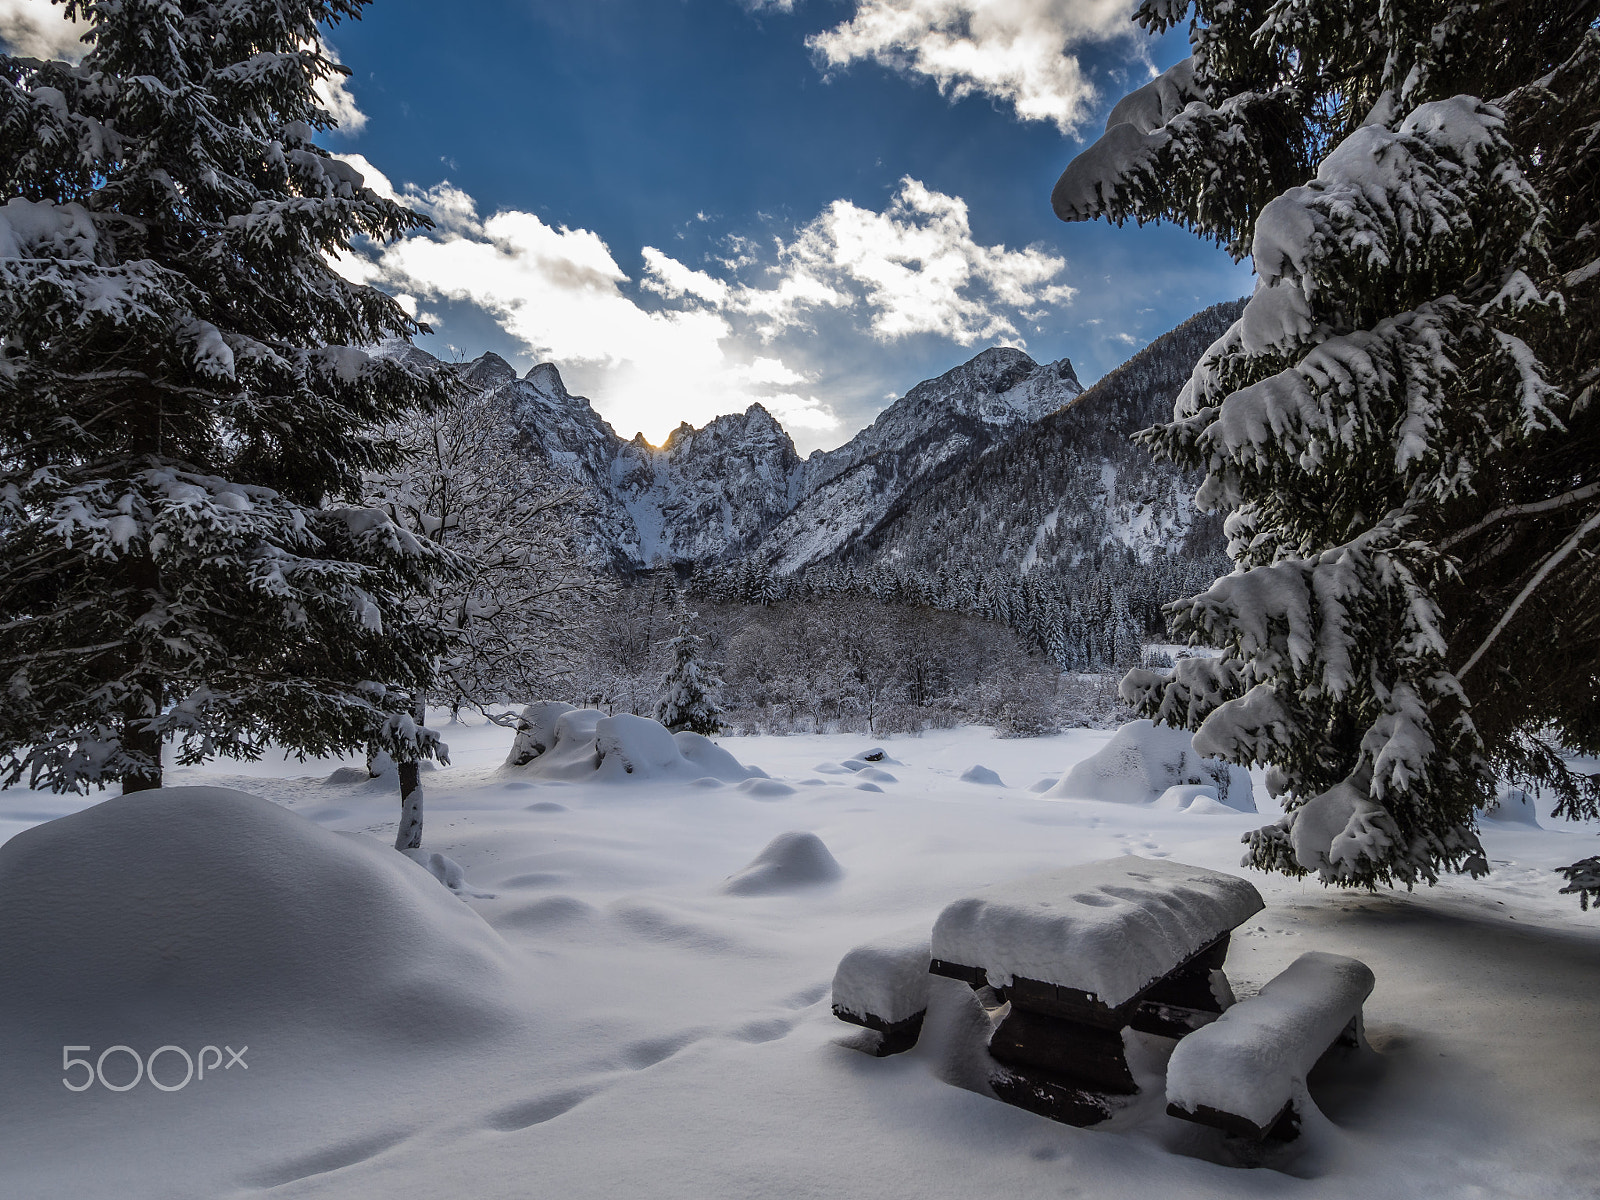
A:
1057 0 1600 892
507 708 750 784
0 787 521 1041
1046 720 1255 811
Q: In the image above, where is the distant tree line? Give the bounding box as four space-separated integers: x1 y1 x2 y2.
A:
562 568 1119 736
686 550 1228 675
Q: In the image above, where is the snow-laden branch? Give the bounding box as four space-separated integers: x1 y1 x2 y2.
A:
1438 481 1600 551
1457 508 1600 677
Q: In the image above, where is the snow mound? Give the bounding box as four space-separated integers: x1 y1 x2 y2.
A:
854 781 884 793
857 767 897 783
326 755 437 787
1183 795 1243 816
918 975 999 1097
401 848 495 898
689 776 726 789
511 710 752 783
855 747 898 764
1156 783 1217 810
1482 786 1541 828
960 765 1005 786
674 730 749 780
832 929 932 1026
738 778 798 799
506 700 575 766
0 787 521 1044
722 832 843 895
814 762 853 775
1167 951 1374 1131
1028 776 1059 793
840 759 871 772
931 856 1264 1006
1047 720 1255 811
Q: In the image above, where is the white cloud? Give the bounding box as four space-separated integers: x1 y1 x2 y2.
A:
641 247 731 306
0 0 86 59
745 176 1074 344
0 2 366 131
337 168 1074 446
339 171 841 443
314 42 368 135
808 0 1138 135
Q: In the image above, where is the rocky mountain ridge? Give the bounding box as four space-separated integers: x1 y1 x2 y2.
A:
436 344 1085 570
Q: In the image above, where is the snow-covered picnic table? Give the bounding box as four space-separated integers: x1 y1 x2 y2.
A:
926 857 1264 1122
929 857 1264 1014
834 857 1377 1137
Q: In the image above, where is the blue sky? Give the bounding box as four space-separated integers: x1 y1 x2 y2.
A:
3 0 1253 453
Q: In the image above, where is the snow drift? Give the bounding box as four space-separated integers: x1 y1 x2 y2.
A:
722 831 843 895
1047 719 1255 811
507 708 751 783
0 787 522 1045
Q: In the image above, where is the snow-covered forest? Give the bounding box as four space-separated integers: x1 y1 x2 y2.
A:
0 0 1596 1196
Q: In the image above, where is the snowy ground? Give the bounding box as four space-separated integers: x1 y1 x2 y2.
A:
1 718 1597 1199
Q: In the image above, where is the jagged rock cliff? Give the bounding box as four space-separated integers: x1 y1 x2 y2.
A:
421 343 1083 571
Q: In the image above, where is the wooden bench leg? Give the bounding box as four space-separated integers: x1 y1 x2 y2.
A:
1166 1099 1300 1142
832 1007 926 1056
991 1065 1116 1127
988 1006 1138 1094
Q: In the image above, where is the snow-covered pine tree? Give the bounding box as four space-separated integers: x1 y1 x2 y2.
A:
0 0 456 796
1056 0 1600 891
655 603 723 735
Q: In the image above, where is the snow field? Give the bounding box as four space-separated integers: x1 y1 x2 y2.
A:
0 719 1595 1198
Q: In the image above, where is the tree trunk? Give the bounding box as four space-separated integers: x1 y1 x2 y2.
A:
120 715 163 793
394 699 428 851
395 760 424 850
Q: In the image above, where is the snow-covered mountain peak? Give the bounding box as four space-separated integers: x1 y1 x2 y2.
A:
521 361 579 402
664 404 797 462
461 351 518 391
409 339 1090 571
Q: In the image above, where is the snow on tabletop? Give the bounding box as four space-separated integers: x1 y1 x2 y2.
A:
930 856 1264 1005
1166 951 1375 1129
831 928 934 1026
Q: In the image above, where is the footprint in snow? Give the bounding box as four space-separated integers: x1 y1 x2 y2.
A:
242 1128 412 1188
485 1085 600 1132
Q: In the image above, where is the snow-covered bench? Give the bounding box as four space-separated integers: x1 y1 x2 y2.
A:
928 857 1264 1123
830 931 933 1056
1165 951 1375 1141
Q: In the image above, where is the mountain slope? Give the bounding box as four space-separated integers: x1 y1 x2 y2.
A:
754 348 1083 572
831 299 1247 581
